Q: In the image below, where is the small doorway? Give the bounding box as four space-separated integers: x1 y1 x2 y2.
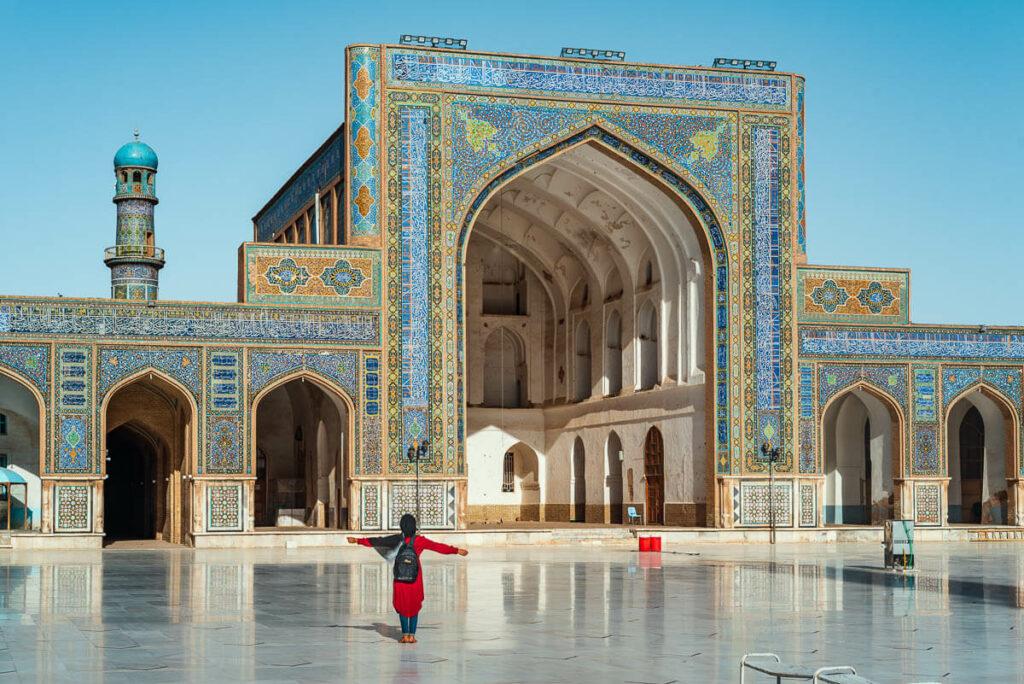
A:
105 426 157 540
644 427 664 525
606 431 624 524
572 437 586 522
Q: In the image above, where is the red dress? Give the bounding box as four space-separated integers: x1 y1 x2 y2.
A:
359 535 459 616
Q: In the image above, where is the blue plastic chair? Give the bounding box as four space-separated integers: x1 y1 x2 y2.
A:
626 506 642 525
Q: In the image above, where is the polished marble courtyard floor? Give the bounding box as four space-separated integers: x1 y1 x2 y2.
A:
0 542 1022 683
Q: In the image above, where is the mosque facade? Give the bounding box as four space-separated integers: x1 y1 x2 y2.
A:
1 43 1022 547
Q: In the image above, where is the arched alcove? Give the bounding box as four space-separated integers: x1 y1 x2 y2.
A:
606 431 624 524
253 374 351 529
482 328 527 408
604 310 623 396
0 371 43 531
946 386 1015 524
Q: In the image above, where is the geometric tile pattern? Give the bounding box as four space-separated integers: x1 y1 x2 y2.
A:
913 366 937 422
360 481 381 530
208 351 240 413
446 100 737 227
797 266 908 324
735 481 793 527
388 481 456 530
941 365 1022 409
361 353 382 475
795 77 806 255
397 106 432 469
799 481 816 527
98 347 201 398
914 482 942 526
56 345 92 474
206 415 243 475
0 300 379 346
741 116 793 474
386 49 791 110
0 343 48 394
818 364 907 412
57 347 89 410
54 484 91 532
207 484 243 532
248 349 358 399
349 46 380 239
913 424 940 475
242 243 380 307
800 326 1024 361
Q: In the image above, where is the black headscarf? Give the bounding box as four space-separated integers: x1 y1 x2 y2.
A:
365 514 417 560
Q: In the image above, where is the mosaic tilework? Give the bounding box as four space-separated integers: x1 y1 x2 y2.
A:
449 124 736 474
360 481 381 530
57 347 88 410
361 353 382 475
55 345 92 474
249 350 358 398
0 299 379 346
98 347 201 398
206 416 243 475
208 351 240 413
742 118 793 473
0 344 48 394
913 366 937 422
446 100 737 227
54 484 91 532
398 106 432 464
349 46 380 238
941 366 1022 409
254 127 342 242
795 77 806 255
818 364 908 411
799 481 816 527
797 267 908 324
207 484 243 532
733 481 793 527
241 244 381 307
386 49 791 110
914 482 942 526
798 420 816 474
388 481 456 530
799 326 1024 360
913 424 940 475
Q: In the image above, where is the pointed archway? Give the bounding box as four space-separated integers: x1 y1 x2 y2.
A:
945 385 1017 525
458 127 727 528
101 370 197 544
0 369 44 531
251 372 353 529
821 384 904 525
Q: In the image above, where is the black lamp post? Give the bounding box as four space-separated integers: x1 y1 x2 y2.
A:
760 441 781 544
406 439 430 521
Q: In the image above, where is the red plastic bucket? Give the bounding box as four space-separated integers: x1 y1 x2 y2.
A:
649 536 662 552
638 536 652 552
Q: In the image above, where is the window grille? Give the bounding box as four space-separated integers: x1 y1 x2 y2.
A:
502 452 515 492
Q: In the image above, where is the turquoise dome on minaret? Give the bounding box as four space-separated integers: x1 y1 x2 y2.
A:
114 132 158 170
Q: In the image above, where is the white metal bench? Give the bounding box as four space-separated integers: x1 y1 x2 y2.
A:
740 654 858 683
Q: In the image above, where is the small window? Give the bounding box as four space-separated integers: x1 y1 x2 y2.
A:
120 172 128 183
132 171 142 183
502 452 515 492
0 413 6 435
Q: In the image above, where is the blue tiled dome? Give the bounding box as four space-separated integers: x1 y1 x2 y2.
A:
114 140 158 170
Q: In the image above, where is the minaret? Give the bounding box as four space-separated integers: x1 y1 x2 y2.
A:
105 131 164 300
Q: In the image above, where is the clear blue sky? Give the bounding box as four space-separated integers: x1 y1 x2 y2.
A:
1 1 1021 324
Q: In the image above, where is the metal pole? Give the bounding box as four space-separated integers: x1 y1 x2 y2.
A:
768 453 776 545
415 447 421 522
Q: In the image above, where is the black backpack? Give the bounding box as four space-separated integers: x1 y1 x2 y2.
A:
393 536 419 583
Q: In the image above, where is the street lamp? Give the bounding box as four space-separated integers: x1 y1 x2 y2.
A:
406 439 430 521
760 441 781 544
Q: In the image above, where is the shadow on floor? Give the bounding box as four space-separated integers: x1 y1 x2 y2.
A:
335 622 405 642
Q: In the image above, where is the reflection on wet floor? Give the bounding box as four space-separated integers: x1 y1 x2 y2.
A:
0 543 1021 682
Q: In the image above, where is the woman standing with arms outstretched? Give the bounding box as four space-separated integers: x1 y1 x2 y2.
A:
348 513 468 643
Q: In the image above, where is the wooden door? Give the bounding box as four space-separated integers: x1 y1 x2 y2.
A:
644 428 664 525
